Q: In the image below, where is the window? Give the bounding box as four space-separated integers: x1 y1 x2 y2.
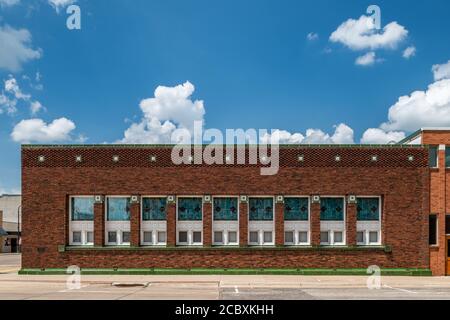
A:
285 231 294 244
193 232 202 244
249 231 259 244
71 197 94 221
356 197 381 246
284 198 309 221
105 197 131 246
177 197 203 246
446 215 450 235
214 231 223 244
107 197 131 221
142 197 166 221
320 231 329 244
248 197 274 246
143 231 153 243
141 197 167 246
158 232 166 243
69 196 94 246
334 231 343 243
178 198 202 221
178 231 188 243
320 198 344 221
429 215 437 245
298 232 308 244
228 231 237 244
108 231 117 244
429 146 438 168
72 231 82 244
213 198 238 221
263 232 273 244
249 198 273 221
446 147 450 167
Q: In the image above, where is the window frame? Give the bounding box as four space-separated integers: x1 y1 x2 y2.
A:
429 214 438 246
176 196 203 246
356 196 382 246
429 145 439 168
140 195 168 246
446 146 450 168
212 196 239 246
104 195 132 246
283 196 310 246
68 196 95 246
319 196 346 246
248 196 275 246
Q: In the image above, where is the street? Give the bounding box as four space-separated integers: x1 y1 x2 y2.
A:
1 254 450 300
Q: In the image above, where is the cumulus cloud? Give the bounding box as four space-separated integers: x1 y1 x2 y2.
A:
30 101 44 115
432 60 450 81
0 76 43 115
0 0 20 7
330 15 408 51
48 0 76 12
403 46 416 59
260 124 354 145
361 60 450 143
380 79 450 132
307 32 319 41
11 118 76 143
355 52 379 66
0 25 42 72
120 81 205 144
360 128 405 144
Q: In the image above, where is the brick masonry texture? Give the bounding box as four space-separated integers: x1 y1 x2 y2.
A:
21 146 430 270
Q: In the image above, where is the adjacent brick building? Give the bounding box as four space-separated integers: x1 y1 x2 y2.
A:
21 143 435 273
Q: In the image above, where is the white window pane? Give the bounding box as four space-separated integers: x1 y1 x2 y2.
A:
320 231 329 244
285 231 294 244
73 231 82 243
143 231 152 243
334 231 343 243
86 231 93 244
298 231 308 243
179 231 188 243
263 232 273 243
122 231 131 243
108 231 117 243
369 231 378 243
228 231 237 243
357 231 364 244
158 231 166 243
193 231 202 243
214 231 223 243
249 232 259 243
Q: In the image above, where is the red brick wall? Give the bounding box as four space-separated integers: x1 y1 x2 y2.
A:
21 146 430 270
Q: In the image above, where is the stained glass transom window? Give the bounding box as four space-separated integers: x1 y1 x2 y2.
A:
320 198 344 221
142 197 167 221
357 198 380 221
107 197 131 221
284 197 309 221
213 198 238 221
178 198 203 221
71 197 94 221
249 198 274 221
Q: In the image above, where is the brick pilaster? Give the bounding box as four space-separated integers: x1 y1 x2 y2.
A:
203 202 212 247
310 201 321 246
346 202 357 246
239 201 248 247
130 201 141 247
275 202 284 246
166 202 176 247
94 200 105 247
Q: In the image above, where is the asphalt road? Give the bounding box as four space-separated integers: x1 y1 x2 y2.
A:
1 254 450 300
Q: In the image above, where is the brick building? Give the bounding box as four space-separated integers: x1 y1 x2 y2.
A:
400 128 450 276
21 141 441 274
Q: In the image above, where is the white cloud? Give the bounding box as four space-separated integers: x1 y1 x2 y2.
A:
360 128 405 144
307 32 319 41
0 93 17 114
381 79 450 132
0 25 42 72
11 117 76 143
355 52 378 66
48 0 76 12
0 0 20 7
402 46 416 59
260 124 354 145
30 101 44 115
330 15 408 51
5 77 30 100
432 60 450 81
120 81 205 144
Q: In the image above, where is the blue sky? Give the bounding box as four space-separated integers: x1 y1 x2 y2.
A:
1 0 450 192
